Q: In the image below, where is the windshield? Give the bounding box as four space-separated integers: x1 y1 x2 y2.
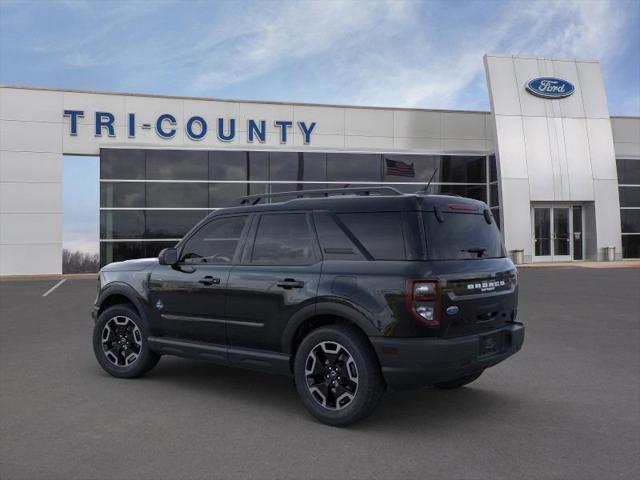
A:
423 211 505 260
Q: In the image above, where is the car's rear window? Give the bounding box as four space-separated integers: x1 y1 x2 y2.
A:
423 212 504 260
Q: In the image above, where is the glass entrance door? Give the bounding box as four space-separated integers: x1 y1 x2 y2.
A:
534 207 552 261
552 207 571 261
572 206 583 260
533 205 583 262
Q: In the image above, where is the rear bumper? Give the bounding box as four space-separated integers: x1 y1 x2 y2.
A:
370 323 524 390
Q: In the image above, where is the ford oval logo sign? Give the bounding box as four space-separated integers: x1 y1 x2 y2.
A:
526 77 575 99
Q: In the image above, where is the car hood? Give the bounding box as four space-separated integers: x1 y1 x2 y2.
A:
100 257 158 272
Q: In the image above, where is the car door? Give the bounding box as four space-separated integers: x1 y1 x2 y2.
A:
225 211 322 352
148 214 250 345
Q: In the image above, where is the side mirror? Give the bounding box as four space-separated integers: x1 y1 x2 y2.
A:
158 247 178 266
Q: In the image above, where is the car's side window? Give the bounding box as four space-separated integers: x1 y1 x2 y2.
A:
251 213 316 265
180 216 247 264
337 212 406 260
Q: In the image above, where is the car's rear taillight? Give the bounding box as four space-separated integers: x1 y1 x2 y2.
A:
406 280 440 327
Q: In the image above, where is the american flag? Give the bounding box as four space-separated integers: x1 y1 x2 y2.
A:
385 158 415 177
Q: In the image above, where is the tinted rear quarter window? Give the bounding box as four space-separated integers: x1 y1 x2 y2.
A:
337 212 406 260
424 212 504 260
314 212 365 260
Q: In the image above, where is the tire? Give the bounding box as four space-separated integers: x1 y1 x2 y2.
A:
93 304 160 378
294 324 385 427
434 370 483 390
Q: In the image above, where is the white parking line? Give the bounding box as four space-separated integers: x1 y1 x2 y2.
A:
42 279 66 297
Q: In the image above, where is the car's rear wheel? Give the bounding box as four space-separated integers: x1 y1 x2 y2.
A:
294 324 384 427
434 370 483 389
93 305 160 378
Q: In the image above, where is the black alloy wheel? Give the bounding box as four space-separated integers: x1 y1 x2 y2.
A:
101 315 143 367
93 304 160 378
304 341 359 411
294 325 385 427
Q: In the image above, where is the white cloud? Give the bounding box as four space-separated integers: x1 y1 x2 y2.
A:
185 1 415 92
6 0 636 112
329 0 629 109
167 0 629 109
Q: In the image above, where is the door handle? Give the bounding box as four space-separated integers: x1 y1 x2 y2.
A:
199 276 221 286
276 278 305 289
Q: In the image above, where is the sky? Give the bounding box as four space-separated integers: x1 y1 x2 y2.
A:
1 0 639 254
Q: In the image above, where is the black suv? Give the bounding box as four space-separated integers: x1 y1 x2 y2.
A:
92 187 524 426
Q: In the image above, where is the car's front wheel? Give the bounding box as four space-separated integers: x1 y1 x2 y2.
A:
294 324 384 427
92 304 160 378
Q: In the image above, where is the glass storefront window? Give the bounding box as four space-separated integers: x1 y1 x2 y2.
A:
145 210 208 238
146 149 208 180
210 183 249 207
100 210 208 240
429 184 487 202
248 152 269 182
621 210 640 233
100 182 145 208
100 149 499 265
327 153 381 182
100 241 177 266
382 154 437 183
301 153 328 182
489 154 497 182
268 183 329 201
489 183 498 207
391 184 424 194
146 182 208 208
209 151 269 181
621 235 640 258
100 211 145 239
209 150 249 181
100 149 145 179
269 152 327 182
619 186 640 207
100 241 145 265
617 159 640 185
437 155 486 184
269 152 300 182
491 207 501 230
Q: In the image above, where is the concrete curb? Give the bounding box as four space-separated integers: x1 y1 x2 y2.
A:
0 273 97 282
517 261 640 269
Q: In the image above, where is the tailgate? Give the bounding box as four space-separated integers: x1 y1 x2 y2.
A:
435 261 518 337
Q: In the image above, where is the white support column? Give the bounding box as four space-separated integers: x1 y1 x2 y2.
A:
0 88 64 275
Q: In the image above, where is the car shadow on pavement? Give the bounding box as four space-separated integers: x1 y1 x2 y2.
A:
121 356 526 430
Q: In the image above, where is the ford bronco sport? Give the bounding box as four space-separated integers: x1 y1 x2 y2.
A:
92 187 524 426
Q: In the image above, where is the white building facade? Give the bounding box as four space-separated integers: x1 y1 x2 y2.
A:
1 54 639 275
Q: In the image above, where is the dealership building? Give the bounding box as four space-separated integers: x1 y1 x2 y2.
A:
1 54 639 275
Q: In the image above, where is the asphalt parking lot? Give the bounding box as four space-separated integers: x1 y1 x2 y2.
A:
1 267 639 480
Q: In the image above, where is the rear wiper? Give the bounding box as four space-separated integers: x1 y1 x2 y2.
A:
461 247 487 258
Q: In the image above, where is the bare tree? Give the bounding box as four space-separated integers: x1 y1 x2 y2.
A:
62 249 99 274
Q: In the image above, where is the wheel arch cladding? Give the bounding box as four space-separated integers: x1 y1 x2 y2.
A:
286 313 378 373
97 285 146 323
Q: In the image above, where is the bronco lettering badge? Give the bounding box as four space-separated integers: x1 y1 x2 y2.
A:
466 280 506 292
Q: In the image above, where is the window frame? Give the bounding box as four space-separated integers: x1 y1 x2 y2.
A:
241 211 321 266
176 213 251 266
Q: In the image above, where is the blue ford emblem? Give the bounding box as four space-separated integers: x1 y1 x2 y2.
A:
446 306 459 315
526 77 575 99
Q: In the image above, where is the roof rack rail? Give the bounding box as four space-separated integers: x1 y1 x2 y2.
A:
230 186 404 206
431 192 462 197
